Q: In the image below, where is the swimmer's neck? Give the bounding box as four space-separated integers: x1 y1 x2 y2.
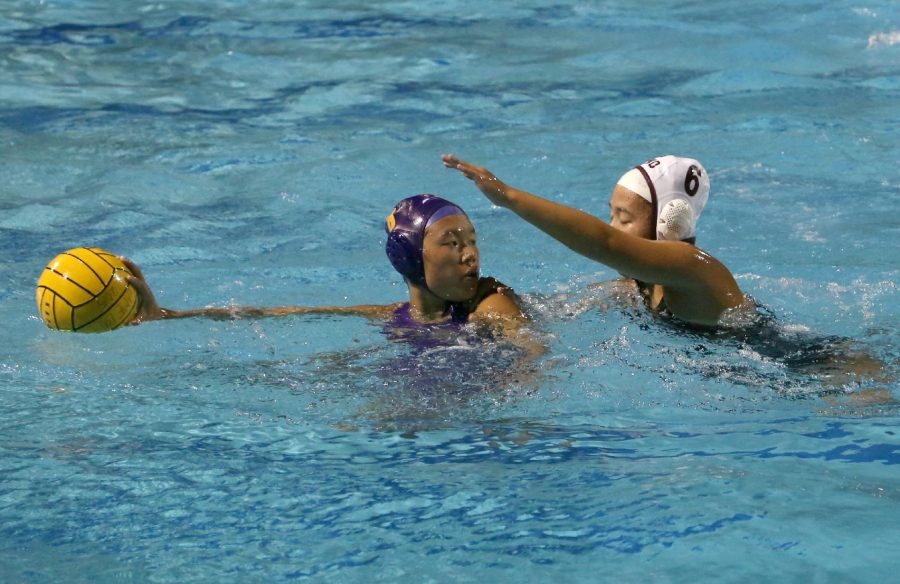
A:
406 282 452 323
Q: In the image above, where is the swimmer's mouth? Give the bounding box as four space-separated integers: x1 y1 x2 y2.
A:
463 268 479 280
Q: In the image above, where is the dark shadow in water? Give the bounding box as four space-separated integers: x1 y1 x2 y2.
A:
527 281 897 405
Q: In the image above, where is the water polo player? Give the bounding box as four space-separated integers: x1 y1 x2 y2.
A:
441 154 897 391
442 154 744 327
127 194 525 326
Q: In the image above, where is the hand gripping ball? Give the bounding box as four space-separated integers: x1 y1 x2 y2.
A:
35 247 140 333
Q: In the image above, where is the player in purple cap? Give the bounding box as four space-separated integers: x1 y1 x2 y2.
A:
126 194 524 328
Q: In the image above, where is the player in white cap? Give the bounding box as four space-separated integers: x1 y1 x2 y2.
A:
442 153 744 327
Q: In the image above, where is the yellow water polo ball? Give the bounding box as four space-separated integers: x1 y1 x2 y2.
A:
35 247 140 333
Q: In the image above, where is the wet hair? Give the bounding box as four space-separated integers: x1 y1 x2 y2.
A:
384 194 467 286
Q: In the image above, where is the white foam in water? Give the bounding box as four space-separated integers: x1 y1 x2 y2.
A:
868 30 900 47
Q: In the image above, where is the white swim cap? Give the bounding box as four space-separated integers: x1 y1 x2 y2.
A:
615 155 709 243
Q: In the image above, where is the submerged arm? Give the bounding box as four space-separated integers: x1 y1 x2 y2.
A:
468 281 548 364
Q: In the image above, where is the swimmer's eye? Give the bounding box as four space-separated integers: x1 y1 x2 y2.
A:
439 234 476 248
613 209 634 225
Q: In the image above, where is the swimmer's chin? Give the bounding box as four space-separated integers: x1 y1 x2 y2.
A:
445 281 479 303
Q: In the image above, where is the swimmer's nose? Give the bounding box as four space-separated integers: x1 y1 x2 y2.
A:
461 247 477 264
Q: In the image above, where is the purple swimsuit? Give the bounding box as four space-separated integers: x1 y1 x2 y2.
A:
382 278 507 351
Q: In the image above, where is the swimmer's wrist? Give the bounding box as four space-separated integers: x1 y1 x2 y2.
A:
501 184 521 208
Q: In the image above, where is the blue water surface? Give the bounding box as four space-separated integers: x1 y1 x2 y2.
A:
1 1 898 582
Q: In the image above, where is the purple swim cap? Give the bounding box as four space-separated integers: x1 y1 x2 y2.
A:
385 194 467 286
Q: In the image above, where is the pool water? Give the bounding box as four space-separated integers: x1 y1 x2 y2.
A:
1 1 898 582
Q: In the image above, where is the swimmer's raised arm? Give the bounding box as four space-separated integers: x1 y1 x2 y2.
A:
442 154 743 325
123 258 397 323
442 154 715 285
444 154 647 266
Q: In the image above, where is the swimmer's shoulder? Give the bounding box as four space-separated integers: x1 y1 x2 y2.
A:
650 243 743 324
471 276 524 319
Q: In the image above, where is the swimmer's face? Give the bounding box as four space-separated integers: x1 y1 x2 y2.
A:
609 185 654 240
422 214 480 302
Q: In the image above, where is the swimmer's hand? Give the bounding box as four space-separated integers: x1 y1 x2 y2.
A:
120 257 168 322
442 154 512 208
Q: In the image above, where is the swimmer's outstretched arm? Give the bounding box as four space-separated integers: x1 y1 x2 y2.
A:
122 258 397 323
443 154 693 282
442 154 743 322
142 303 397 321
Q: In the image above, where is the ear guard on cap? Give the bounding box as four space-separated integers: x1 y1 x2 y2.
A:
385 227 426 286
657 199 695 242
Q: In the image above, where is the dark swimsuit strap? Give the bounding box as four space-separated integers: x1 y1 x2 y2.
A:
449 277 508 322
